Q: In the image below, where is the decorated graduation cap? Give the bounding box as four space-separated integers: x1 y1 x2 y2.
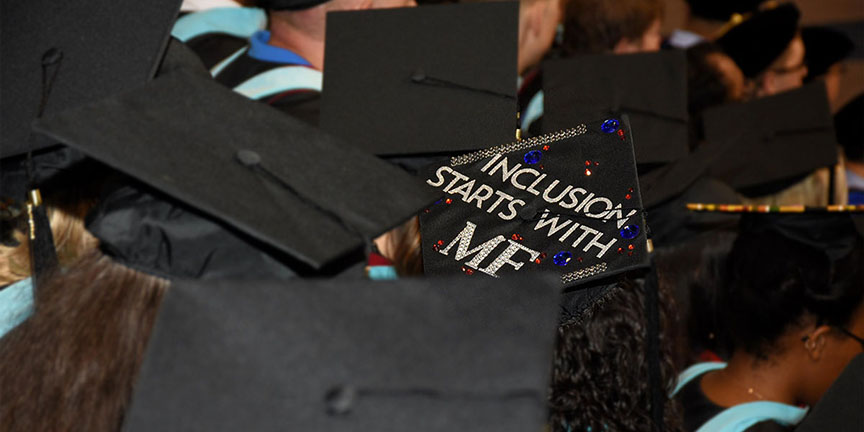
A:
123 275 561 431
419 117 649 287
32 69 439 274
802 26 855 81
541 51 689 165
685 0 767 21
701 82 837 192
320 2 519 155
0 0 181 160
716 2 801 78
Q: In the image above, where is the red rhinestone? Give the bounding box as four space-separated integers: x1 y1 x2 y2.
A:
577 257 584 263
628 187 634 193
617 247 623 254
540 253 547 259
424 209 431 213
594 161 599 166
539 164 545 170
585 169 592 176
433 245 440 251
625 194 632 200
585 160 591 166
465 268 474 275
437 240 444 246
542 145 550 151
628 244 634 250
445 198 453 204
534 258 542 264
511 234 519 241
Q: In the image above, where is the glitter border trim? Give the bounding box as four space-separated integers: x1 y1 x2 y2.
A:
450 125 588 166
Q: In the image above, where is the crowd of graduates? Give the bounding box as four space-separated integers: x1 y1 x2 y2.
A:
0 0 862 431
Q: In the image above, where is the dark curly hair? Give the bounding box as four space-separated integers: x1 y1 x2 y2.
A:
721 221 864 359
561 0 664 54
548 277 682 432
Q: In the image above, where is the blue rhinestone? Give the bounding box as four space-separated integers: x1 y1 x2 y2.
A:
620 225 640 239
553 251 572 266
523 150 542 164
601 119 620 134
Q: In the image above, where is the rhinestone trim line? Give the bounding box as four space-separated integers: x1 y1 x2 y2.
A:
450 125 588 166
561 262 608 284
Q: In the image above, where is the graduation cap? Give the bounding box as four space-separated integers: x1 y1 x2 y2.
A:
32 69 440 273
123 275 561 431
320 2 519 155
701 82 837 191
835 93 864 163
802 26 855 80
0 0 182 160
541 51 690 165
685 0 767 21
795 353 864 432
419 117 649 287
716 3 801 78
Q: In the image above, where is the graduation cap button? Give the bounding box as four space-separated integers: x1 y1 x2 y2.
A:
324 385 357 416
235 149 261 167
41 48 63 66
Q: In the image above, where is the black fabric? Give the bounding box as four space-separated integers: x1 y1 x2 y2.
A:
736 213 863 266
185 33 250 69
419 117 649 287
802 26 855 80
702 83 837 190
716 3 801 78
186 36 323 125
835 93 864 162
677 372 792 432
257 0 330 11
320 2 519 155
795 353 864 431
32 70 439 270
685 0 767 21
0 0 182 158
542 51 690 165
124 275 561 431
645 177 740 247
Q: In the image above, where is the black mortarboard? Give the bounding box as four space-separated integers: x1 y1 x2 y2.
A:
32 69 439 272
123 275 560 431
835 93 864 162
685 0 766 21
541 51 690 165
802 26 855 80
0 0 182 159
795 353 864 432
320 2 519 155
702 83 837 191
716 3 801 78
419 117 649 287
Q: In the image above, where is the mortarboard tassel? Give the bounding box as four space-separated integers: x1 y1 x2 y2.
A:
24 48 65 289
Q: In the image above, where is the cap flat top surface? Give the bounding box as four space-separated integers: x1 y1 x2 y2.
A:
703 83 838 189
123 275 560 431
320 2 519 155
0 0 181 158
542 51 689 164
33 70 439 269
419 118 649 287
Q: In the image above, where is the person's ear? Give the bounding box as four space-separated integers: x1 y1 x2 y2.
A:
803 325 832 361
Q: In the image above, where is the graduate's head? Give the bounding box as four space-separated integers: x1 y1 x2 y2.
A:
561 0 663 55
517 0 564 74
548 278 682 431
722 214 864 405
716 3 805 98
